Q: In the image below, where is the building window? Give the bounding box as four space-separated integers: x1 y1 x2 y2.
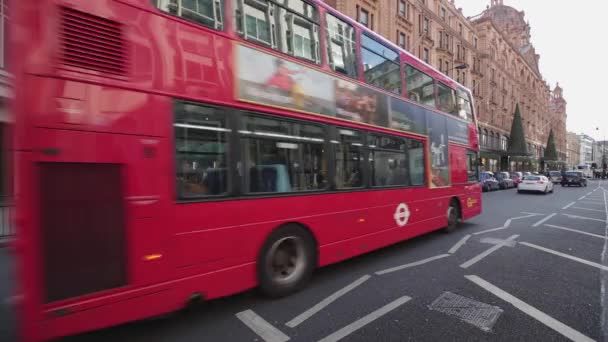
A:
423 48 429 63
359 8 369 27
459 23 463 35
399 1 406 17
423 17 430 34
398 31 406 49
361 34 401 94
474 37 478 48
440 7 446 21
326 13 357 78
240 115 327 193
175 102 230 198
444 61 449 76
444 33 450 50
155 0 224 30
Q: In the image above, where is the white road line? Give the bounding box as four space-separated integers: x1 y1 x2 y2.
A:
317 296 412 342
572 207 605 213
578 196 587 200
448 234 471 254
460 235 519 269
562 202 576 210
465 275 594 342
375 254 450 275
532 213 557 227
286 275 371 328
543 224 608 240
579 201 604 205
519 241 608 271
562 213 606 223
236 310 290 342
473 226 509 235
521 212 545 215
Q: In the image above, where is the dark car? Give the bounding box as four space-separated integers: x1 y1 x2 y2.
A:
495 171 515 189
561 171 587 187
480 171 500 192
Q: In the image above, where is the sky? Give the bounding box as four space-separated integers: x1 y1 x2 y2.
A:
455 0 607 140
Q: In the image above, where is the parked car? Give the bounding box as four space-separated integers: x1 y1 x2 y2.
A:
480 171 500 192
510 172 523 186
495 171 515 189
561 171 587 187
523 172 532 178
548 170 562 183
518 175 554 194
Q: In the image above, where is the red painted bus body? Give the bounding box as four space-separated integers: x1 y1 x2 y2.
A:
10 0 482 340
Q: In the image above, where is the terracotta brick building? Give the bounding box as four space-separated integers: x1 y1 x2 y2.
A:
323 0 568 172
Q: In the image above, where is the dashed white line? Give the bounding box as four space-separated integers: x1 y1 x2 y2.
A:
448 234 471 254
465 275 594 342
473 214 538 235
532 213 557 227
519 241 608 271
543 224 608 240
562 213 606 223
236 310 291 342
286 275 371 328
578 195 587 201
473 226 509 236
561 202 576 210
460 235 519 269
375 254 451 275
317 295 412 342
572 207 605 213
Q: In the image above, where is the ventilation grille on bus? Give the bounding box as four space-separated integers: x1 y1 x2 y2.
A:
59 6 127 76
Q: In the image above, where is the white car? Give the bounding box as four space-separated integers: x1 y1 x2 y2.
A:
517 175 554 194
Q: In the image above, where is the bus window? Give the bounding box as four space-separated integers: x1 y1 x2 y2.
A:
326 13 357 78
467 151 479 182
405 65 435 107
369 134 413 187
235 0 320 63
457 88 473 121
360 34 401 94
437 82 457 115
174 102 230 198
154 0 224 30
240 115 327 193
333 128 364 188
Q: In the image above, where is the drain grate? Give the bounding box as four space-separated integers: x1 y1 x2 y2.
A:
429 291 503 332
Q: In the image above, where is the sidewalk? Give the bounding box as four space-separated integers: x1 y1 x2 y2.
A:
0 246 15 341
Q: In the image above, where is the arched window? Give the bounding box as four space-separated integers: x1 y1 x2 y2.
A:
490 131 495 149
482 129 488 147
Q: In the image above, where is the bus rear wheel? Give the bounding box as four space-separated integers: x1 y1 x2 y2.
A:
258 225 316 298
444 200 461 233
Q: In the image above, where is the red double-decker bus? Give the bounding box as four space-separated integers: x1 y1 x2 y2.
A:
10 0 482 340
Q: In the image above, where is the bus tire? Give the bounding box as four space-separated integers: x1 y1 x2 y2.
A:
444 200 461 233
258 224 316 298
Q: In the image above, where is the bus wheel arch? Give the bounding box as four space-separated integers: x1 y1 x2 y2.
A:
444 197 462 233
257 222 318 297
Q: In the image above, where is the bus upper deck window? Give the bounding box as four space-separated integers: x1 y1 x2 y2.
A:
154 0 224 30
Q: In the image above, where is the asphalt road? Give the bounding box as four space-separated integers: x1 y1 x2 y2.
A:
3 180 608 341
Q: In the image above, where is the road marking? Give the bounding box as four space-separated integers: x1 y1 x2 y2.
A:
588 192 594 196
317 295 412 342
578 195 587 200
543 224 608 240
579 201 604 205
562 213 606 223
286 275 371 328
375 254 450 275
521 212 545 215
561 202 576 210
465 275 594 342
572 207 605 213
532 213 557 227
473 214 538 235
448 234 471 254
519 241 608 271
480 237 517 247
460 235 519 269
236 310 290 342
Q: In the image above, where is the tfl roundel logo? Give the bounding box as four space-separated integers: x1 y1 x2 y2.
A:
393 203 411 227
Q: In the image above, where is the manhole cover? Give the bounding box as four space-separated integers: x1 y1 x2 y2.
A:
429 291 503 332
